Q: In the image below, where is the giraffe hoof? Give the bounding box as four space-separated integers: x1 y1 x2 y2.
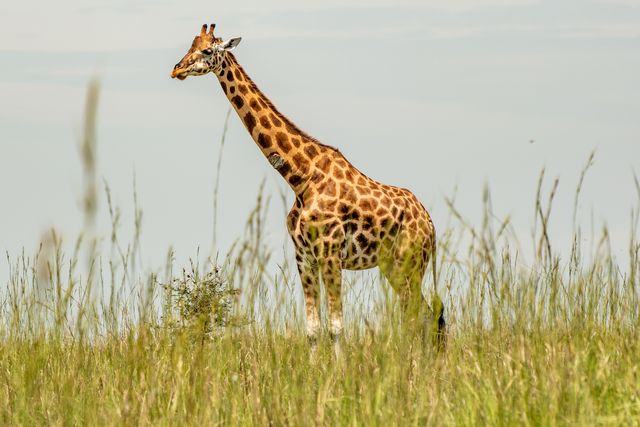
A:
330 319 343 340
306 326 320 344
306 332 319 348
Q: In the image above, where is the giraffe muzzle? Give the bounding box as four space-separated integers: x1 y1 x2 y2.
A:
171 67 188 80
171 62 187 80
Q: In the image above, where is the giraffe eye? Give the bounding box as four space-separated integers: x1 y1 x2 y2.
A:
202 48 213 55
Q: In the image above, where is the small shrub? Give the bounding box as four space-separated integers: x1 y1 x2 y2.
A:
161 262 240 338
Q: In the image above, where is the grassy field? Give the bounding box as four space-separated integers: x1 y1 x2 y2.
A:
2 85 639 425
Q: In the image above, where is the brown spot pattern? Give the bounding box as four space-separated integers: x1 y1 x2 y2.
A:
292 154 310 174
257 133 272 149
244 112 256 134
304 145 318 159
359 199 374 211
275 132 291 153
259 116 271 129
270 113 282 127
316 156 331 172
231 95 244 109
249 98 261 111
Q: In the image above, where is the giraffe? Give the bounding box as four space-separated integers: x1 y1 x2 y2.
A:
171 24 445 344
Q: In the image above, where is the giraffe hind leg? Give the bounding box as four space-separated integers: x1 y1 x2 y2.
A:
380 249 427 322
380 244 445 348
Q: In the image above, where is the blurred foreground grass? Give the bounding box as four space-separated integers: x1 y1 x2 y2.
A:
1 83 639 426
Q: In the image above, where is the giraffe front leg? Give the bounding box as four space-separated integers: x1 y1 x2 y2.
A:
322 257 343 338
295 252 321 337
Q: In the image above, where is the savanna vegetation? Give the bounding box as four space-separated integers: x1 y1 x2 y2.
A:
2 83 639 426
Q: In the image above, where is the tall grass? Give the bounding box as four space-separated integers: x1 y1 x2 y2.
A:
1 83 639 425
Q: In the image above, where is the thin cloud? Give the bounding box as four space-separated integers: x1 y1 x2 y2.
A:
295 0 538 11
248 22 640 41
595 0 640 6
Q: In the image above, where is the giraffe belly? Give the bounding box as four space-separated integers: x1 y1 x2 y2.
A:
340 237 380 270
341 253 379 270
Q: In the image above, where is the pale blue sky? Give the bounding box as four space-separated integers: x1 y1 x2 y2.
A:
1 0 639 280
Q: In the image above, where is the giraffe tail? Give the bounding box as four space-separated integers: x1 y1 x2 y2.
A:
431 236 446 350
431 235 437 296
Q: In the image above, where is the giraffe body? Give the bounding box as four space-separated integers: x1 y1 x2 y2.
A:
171 24 445 342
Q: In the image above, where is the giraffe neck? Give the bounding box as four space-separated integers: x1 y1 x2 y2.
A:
215 53 329 194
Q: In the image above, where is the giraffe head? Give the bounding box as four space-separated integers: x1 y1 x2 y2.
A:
171 24 241 80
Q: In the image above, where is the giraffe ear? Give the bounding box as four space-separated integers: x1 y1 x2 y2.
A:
220 37 242 51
